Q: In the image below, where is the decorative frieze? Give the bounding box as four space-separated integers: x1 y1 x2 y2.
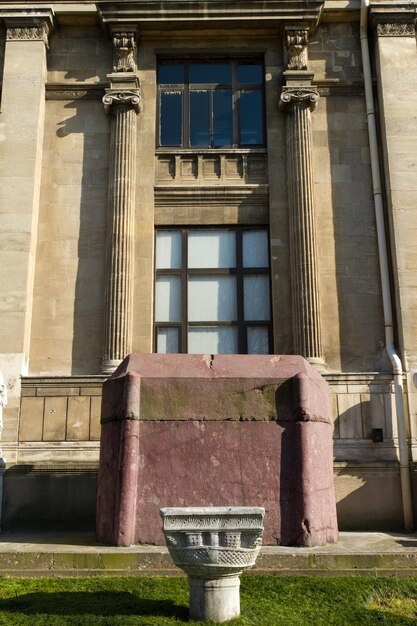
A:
6 23 49 44
112 31 136 72
285 28 309 70
376 22 415 37
45 85 105 101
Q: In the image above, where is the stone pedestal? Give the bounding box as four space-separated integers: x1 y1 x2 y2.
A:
160 507 264 623
96 354 338 547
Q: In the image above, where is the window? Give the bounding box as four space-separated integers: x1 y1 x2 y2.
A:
155 228 272 354
158 60 265 148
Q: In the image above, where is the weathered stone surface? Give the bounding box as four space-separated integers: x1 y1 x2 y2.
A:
96 354 338 547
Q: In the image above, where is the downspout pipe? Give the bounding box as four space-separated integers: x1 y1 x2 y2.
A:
360 0 414 531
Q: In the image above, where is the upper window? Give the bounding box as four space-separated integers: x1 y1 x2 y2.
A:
158 60 265 148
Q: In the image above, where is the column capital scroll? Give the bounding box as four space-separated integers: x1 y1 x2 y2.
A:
279 87 319 112
103 89 143 114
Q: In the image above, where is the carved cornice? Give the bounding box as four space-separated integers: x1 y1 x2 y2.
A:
370 4 417 38
112 31 137 72
103 89 142 114
285 28 309 71
279 87 319 112
376 22 415 37
6 23 49 43
0 9 55 46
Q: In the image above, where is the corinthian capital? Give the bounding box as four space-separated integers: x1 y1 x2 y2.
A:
279 87 319 112
285 28 309 70
103 90 142 114
112 31 137 72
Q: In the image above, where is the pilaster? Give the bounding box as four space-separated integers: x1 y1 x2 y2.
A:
280 28 324 367
102 30 142 374
0 8 55 447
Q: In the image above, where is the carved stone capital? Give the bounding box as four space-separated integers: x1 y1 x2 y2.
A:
285 28 309 70
5 21 49 45
279 87 319 112
376 21 415 37
112 31 137 72
103 89 142 114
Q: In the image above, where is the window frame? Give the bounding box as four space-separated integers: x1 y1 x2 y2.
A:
157 58 266 150
154 226 272 354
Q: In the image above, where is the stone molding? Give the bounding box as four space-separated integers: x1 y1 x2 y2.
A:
98 1 323 30
102 89 142 114
279 86 319 111
112 31 137 72
376 22 415 37
46 85 105 101
285 28 309 70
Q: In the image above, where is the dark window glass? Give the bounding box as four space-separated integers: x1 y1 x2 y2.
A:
189 63 231 84
237 63 263 84
159 63 184 84
160 92 183 146
158 59 265 148
213 90 233 147
239 90 264 145
190 91 210 147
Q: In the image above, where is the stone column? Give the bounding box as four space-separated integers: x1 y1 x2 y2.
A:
280 28 324 367
101 31 142 374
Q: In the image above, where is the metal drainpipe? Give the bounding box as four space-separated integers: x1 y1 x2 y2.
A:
360 0 414 530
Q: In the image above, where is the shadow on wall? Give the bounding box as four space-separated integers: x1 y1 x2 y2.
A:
55 97 109 375
332 401 403 531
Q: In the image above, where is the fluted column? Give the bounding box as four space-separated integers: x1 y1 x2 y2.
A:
280 28 324 367
101 70 142 373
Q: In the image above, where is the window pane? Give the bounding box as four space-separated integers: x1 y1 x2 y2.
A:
243 231 269 268
188 326 238 354
244 275 270 320
188 276 237 321
247 326 269 354
188 230 236 268
156 231 182 269
189 63 231 84
155 276 181 322
157 327 179 353
239 90 263 145
160 91 182 146
213 90 233 147
190 91 210 147
159 63 184 84
238 63 263 84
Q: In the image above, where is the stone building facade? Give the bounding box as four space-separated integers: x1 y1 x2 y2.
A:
1 0 417 532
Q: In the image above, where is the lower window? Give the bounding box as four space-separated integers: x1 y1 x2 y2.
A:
154 227 272 354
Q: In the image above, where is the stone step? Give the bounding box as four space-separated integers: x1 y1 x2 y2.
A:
1 532 417 577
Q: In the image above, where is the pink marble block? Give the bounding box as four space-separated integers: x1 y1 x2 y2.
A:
96 354 338 547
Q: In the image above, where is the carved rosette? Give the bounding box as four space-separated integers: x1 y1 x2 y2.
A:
102 90 142 114
286 29 309 70
6 22 49 45
279 87 319 112
112 31 137 72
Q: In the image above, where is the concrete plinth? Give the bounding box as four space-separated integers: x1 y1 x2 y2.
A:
189 577 240 623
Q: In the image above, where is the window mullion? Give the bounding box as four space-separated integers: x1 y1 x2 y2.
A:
236 230 245 353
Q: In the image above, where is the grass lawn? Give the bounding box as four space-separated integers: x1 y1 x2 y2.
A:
0 576 416 625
